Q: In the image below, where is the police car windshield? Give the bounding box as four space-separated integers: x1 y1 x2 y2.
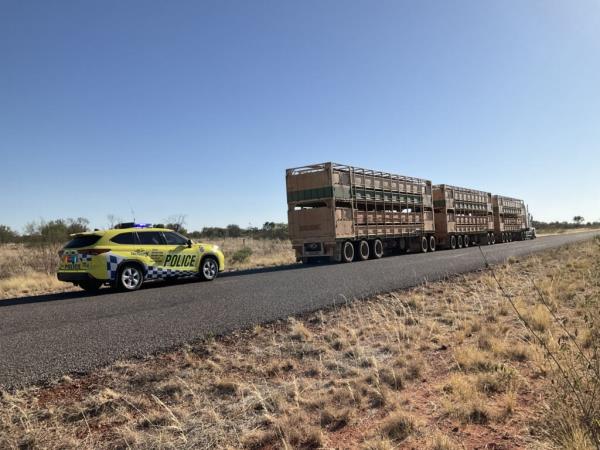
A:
64 235 102 249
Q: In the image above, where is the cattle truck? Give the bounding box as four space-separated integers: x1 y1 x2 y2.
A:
286 162 435 263
492 195 530 242
433 184 495 249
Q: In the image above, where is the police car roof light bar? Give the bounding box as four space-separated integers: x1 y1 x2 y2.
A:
115 222 152 229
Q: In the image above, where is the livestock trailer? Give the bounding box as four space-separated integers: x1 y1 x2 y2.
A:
433 184 495 249
492 195 528 242
287 162 435 263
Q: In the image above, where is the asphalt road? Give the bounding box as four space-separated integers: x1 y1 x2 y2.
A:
0 231 597 388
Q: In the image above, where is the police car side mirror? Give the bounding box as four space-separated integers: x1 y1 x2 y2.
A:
187 239 192 248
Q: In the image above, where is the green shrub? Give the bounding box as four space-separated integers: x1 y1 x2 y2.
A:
230 247 253 264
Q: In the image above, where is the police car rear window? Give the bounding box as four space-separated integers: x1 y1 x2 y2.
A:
64 235 102 249
111 232 138 245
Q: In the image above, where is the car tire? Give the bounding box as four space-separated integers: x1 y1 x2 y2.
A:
199 256 219 281
79 280 102 292
117 264 144 291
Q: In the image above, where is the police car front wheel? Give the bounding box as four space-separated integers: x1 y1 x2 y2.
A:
199 257 218 281
118 264 144 291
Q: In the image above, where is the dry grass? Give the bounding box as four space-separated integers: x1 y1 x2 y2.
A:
0 271 76 298
0 243 75 298
536 227 600 236
0 239 295 299
0 239 598 449
206 238 295 270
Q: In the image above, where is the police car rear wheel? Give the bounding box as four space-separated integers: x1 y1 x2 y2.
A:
118 264 143 291
79 280 102 292
199 257 218 281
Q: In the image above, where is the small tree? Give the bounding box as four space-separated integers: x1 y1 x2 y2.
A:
0 225 18 243
573 216 585 225
165 214 187 233
226 224 242 238
107 214 122 228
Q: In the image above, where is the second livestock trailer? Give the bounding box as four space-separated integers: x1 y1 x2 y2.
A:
433 184 495 248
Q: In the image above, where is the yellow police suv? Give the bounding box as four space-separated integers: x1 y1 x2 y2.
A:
57 223 225 292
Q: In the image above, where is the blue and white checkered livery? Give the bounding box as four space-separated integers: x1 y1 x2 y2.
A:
78 254 93 263
106 254 124 280
145 266 196 280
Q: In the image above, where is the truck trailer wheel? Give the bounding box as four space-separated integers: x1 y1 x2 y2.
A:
358 240 370 260
491 233 496 244
342 241 354 263
449 235 457 250
457 235 463 248
420 236 428 253
429 236 436 252
398 237 407 253
371 239 384 259
487 232 493 245
463 235 470 248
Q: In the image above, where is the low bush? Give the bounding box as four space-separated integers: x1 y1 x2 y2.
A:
230 246 253 264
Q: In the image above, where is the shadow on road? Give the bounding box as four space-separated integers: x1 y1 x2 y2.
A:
0 261 328 307
0 290 103 307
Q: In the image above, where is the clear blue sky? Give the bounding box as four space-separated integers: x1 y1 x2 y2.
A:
1 0 599 232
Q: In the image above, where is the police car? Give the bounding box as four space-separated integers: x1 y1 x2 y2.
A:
57 223 225 292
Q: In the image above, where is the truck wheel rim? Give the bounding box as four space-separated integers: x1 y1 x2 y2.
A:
203 259 217 279
122 267 141 289
360 241 369 259
344 243 354 261
375 240 383 257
